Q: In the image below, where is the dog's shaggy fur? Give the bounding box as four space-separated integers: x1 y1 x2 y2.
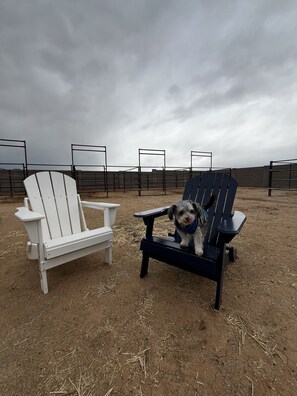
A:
168 195 215 256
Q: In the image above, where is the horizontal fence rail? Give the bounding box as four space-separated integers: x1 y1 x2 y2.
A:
1 163 296 197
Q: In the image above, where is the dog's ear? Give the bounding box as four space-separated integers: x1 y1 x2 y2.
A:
168 205 176 220
192 202 202 215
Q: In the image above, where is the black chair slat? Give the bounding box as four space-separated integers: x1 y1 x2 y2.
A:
183 173 237 245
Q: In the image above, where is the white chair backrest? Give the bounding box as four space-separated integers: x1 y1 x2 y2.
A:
24 172 84 240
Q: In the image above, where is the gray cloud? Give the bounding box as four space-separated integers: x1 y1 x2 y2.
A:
1 0 297 169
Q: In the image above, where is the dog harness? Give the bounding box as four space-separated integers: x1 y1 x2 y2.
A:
175 208 208 235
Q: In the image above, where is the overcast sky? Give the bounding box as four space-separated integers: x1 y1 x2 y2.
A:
1 0 297 170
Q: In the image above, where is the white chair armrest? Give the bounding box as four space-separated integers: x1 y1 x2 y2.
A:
15 207 45 246
81 201 120 227
81 201 120 210
15 207 45 222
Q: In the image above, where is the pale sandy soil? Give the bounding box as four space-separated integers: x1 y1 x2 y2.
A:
0 188 296 395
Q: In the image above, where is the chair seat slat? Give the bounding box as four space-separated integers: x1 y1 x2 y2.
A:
44 227 112 259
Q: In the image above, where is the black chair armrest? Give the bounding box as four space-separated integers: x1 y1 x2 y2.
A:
134 206 170 219
134 206 170 239
217 211 246 236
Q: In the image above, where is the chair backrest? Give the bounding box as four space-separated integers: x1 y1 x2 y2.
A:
183 172 238 245
24 171 85 241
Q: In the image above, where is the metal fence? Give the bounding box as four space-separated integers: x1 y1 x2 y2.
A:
268 159 297 196
1 163 297 197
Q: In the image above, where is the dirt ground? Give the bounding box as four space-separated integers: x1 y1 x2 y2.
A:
0 187 296 396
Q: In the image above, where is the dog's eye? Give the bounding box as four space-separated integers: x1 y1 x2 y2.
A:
179 210 184 216
190 209 194 214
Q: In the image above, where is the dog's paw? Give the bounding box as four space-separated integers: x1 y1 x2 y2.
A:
180 242 188 248
195 248 203 256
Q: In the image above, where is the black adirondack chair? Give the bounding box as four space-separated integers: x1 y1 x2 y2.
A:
134 172 246 309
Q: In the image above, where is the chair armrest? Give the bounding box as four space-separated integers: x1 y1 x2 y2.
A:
81 201 120 210
15 207 46 246
15 207 45 222
134 206 170 219
81 201 120 227
217 211 246 235
134 206 170 239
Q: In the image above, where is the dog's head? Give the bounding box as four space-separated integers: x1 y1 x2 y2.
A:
168 200 202 228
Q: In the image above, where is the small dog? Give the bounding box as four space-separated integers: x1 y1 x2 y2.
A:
168 195 216 256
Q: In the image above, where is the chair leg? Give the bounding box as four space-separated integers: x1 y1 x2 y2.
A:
105 247 112 265
214 246 225 310
140 254 149 278
39 268 48 294
227 246 237 263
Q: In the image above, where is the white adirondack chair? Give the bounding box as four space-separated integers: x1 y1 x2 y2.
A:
15 171 120 294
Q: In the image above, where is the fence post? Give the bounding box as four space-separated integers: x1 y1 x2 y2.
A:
138 167 141 196
9 170 13 197
123 172 126 193
268 161 273 196
104 166 109 198
113 173 116 192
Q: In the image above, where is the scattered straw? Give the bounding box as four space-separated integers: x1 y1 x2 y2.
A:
83 291 90 300
273 345 288 364
196 380 205 386
58 349 76 361
104 388 113 396
13 338 28 346
125 348 150 378
43 374 54 385
109 366 116 387
195 371 205 386
96 280 117 297
246 375 254 396
226 313 270 353
225 312 287 364
69 376 82 396
176 359 189 368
